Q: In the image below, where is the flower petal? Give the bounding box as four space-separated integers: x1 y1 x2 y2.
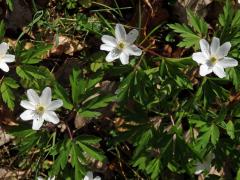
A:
216 41 231 58
32 117 44 130
106 49 121 62
20 100 35 110
20 110 34 121
115 24 126 41
40 87 52 106
94 176 101 180
100 44 114 52
47 100 63 111
2 54 15 63
126 29 139 44
0 42 9 55
84 172 93 180
210 37 220 55
199 64 212 76
101 35 117 46
27 89 39 104
124 45 142 56
120 52 129 65
43 111 60 124
0 62 9 72
192 52 208 64
199 39 210 58
217 57 238 68
213 65 226 78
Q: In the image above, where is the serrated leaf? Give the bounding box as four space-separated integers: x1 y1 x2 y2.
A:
0 77 19 110
187 10 208 35
226 120 235 139
16 65 47 80
210 124 219 145
54 83 73 110
20 43 52 64
77 142 106 162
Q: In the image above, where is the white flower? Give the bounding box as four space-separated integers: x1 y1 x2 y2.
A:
83 171 101 180
0 42 15 72
192 37 238 78
20 87 63 130
37 176 55 180
194 152 215 175
100 24 142 65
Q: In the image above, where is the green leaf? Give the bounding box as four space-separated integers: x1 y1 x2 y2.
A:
168 23 200 48
228 67 240 90
226 120 235 139
54 83 73 110
146 158 161 180
6 0 14 11
16 65 48 80
0 77 19 110
77 109 101 118
76 135 101 145
0 20 5 39
70 69 83 104
210 124 219 145
187 10 208 35
83 94 115 110
77 142 106 162
20 43 52 64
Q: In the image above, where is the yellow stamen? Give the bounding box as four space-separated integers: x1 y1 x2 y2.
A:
36 105 45 115
117 42 125 49
210 57 217 64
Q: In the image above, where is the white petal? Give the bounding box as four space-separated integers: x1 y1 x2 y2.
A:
213 65 226 78
0 42 9 55
47 100 63 111
124 45 142 56
217 57 238 68
27 89 39 104
126 29 139 44
43 111 60 124
0 62 9 72
2 54 15 63
32 117 44 130
106 49 121 62
101 35 117 46
40 87 52 106
192 52 208 64
20 100 35 110
199 64 212 76
115 24 126 41
216 42 231 58
100 44 114 52
199 39 210 58
20 110 34 121
94 176 101 180
120 53 129 65
84 171 93 180
210 37 220 55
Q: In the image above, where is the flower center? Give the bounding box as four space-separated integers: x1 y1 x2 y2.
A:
210 57 217 64
117 42 125 50
36 105 45 115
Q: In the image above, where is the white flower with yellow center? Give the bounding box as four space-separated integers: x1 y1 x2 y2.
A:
84 171 101 180
20 87 63 130
100 24 142 65
192 37 238 78
0 42 15 72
